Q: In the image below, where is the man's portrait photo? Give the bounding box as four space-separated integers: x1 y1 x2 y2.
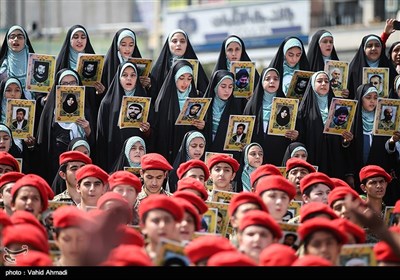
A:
82 61 98 79
330 106 350 129
11 107 28 131
378 106 396 130
126 103 143 121
62 93 79 115
182 103 202 121
293 77 309 96
229 123 247 144
369 74 383 96
235 68 250 89
32 60 49 83
329 67 343 90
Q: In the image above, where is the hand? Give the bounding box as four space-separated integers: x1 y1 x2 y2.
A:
24 135 36 148
341 89 350 98
139 76 151 89
342 131 353 142
139 122 150 133
93 82 105 95
285 130 299 141
391 131 400 142
384 18 396 35
192 120 205 130
76 118 91 136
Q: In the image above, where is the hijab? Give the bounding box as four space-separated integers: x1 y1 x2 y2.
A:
307 29 339 72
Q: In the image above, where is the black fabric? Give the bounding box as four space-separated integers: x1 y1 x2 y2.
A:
307 29 339 72
281 141 308 166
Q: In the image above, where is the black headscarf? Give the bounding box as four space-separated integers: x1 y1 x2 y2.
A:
281 141 308 166
307 29 339 72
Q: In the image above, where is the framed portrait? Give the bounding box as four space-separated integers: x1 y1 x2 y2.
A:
118 96 151 129
324 60 349 97
278 222 300 251
6 99 36 139
76 54 104 86
175 97 211 125
15 158 23 171
178 58 199 87
224 115 256 151
211 189 236 204
230 61 256 98
384 206 396 227
127 57 153 77
205 152 233 193
373 98 400 136
276 166 287 177
286 200 303 221
268 97 299 136
155 238 189 266
123 166 141 176
363 67 389 98
26 53 56 93
339 244 376 266
202 208 218 234
286 70 314 100
42 201 73 235
324 98 358 135
205 201 229 236
55 86 85 123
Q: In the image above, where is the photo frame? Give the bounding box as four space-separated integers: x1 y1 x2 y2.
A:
123 166 141 176
211 189 236 204
76 54 105 86
363 67 389 98
42 201 73 239
339 244 376 266
224 115 256 151
127 57 152 77
278 222 300 251
55 86 85 123
26 53 56 93
373 98 400 136
15 158 23 172
286 70 314 100
154 238 190 266
324 98 358 135
205 201 230 237
384 206 396 227
178 58 199 87
324 60 349 97
202 208 218 234
268 97 299 136
118 96 151 129
175 97 211 125
6 99 36 139
230 61 256 98
285 200 303 222
205 152 233 193
276 166 287 177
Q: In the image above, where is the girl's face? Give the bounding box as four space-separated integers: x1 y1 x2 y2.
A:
60 75 78 86
176 73 192 93
55 227 90 265
217 78 234 100
314 73 330 96
188 137 205 160
319 36 334 57
226 41 242 62
0 131 11 152
4 83 22 99
129 141 145 164
119 36 135 59
261 189 291 221
70 31 87 53
67 97 74 106
169 32 187 57
8 30 25 52
262 70 280 93
74 145 90 156
142 210 180 245
292 150 307 161
120 66 137 91
177 211 196 242
247 145 263 168
280 109 288 118
391 43 400 66
285 47 302 67
362 92 378 112
364 39 382 62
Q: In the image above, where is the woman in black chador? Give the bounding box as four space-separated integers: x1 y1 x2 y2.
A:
62 93 78 114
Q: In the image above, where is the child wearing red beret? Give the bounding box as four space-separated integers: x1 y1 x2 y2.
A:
207 154 239 193
0 171 24 216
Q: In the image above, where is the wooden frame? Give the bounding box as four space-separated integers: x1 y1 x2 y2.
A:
224 115 255 151
76 54 104 86
55 86 85 123
267 97 299 136
205 201 229 236
230 61 256 98
26 53 56 93
127 57 153 77
124 166 141 176
324 60 349 97
339 244 376 266
324 98 358 135
175 97 211 125
373 98 400 136
178 58 199 87
286 70 314 100
6 99 36 139
118 96 151 129
363 67 389 98
211 189 236 204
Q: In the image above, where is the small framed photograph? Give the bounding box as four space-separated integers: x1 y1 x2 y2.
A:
286 70 314 100
267 97 299 136
42 201 73 234
175 97 211 125
205 201 229 236
324 60 349 97
6 99 36 139
286 200 303 221
278 222 300 251
211 189 236 204
55 86 85 123
127 57 153 77
155 238 190 266
202 208 218 234
339 244 376 266
230 61 256 98
118 96 151 129
363 67 389 98
15 158 23 171
26 53 56 93
324 98 358 135
384 206 396 227
178 58 199 87
123 166 141 176
373 98 400 136
224 115 256 151
76 54 105 86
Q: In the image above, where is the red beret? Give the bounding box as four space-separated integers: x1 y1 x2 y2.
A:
59 150 92 165
173 191 208 214
176 177 208 201
0 171 24 191
0 151 20 172
299 202 338 223
374 227 400 263
141 153 173 171
330 177 351 189
228 192 268 217
250 164 282 187
239 210 282 239
118 225 145 247
184 235 236 264
359 165 391 183
177 159 210 181
292 255 332 266
255 175 297 200
332 218 366 244
300 172 335 194
10 210 47 237
139 195 184 224
2 223 49 253
108 171 141 193
53 205 95 232
207 251 257 266
96 192 132 223
286 158 316 173
328 186 361 207
259 243 298 266
75 164 109 184
104 245 152 266
174 197 201 231
207 154 239 173
11 174 54 212
298 217 347 245
0 209 11 228
394 200 400 214
14 251 53 266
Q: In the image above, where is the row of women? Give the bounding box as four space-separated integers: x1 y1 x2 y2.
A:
0 22 400 205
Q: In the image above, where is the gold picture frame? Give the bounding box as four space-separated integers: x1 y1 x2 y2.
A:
211 189 236 204
286 200 303 221
363 67 389 98
286 70 314 100
278 222 300 250
118 96 151 129
55 86 85 123
339 244 376 266
6 99 36 139
154 238 190 266
76 54 105 86
205 201 229 237
230 61 256 98
384 206 395 227
373 98 400 136
127 57 153 77
276 166 287 177
15 158 23 171
178 58 199 87
26 53 56 93
175 97 211 125
268 97 299 136
224 115 255 151
123 166 141 176
324 98 358 135
324 60 349 97
202 208 218 234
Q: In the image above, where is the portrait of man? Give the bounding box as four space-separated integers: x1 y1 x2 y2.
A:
235 68 250 89
126 103 143 121
33 61 49 83
182 103 202 121
369 74 383 96
329 67 343 90
82 61 98 79
294 77 309 96
330 106 349 128
282 232 299 250
11 107 28 131
379 106 396 130
230 123 247 144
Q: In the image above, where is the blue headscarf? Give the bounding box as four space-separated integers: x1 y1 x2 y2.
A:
241 143 263 192
120 62 137 96
68 27 87 70
175 65 193 110
168 29 187 67
117 30 136 63
212 75 233 140
361 86 377 133
124 136 146 167
225 37 242 70
185 131 205 161
311 71 329 124
262 68 279 128
1 78 21 123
